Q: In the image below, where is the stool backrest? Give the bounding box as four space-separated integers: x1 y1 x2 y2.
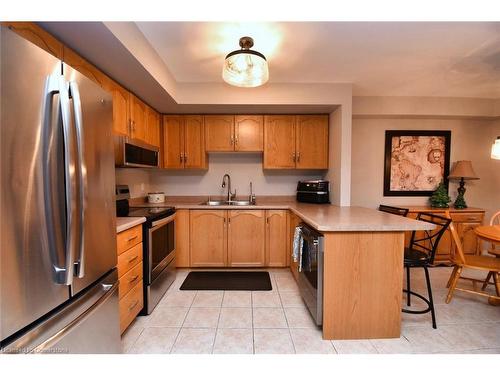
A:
408 213 452 263
378 205 409 217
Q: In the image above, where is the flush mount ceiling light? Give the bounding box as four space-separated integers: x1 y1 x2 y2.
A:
222 36 269 88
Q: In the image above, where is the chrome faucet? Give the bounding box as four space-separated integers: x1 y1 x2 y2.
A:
221 174 236 202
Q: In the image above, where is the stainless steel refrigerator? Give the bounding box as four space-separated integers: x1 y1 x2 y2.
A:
0 26 121 353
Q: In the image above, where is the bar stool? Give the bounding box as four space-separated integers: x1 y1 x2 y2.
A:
404 213 451 329
378 205 409 217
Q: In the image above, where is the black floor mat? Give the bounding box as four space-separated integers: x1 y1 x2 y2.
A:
180 271 272 291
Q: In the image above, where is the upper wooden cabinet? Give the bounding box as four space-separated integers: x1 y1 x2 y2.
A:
145 106 161 148
205 115 234 151
265 210 289 267
3 22 63 59
205 115 264 152
296 115 329 169
162 115 207 170
264 115 297 169
264 114 329 170
129 94 148 143
235 115 264 151
109 83 130 136
227 210 266 267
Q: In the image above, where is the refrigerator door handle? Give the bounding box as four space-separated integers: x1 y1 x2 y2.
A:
41 73 76 286
69 81 86 278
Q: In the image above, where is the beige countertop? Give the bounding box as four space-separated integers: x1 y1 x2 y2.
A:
130 196 434 232
116 216 146 233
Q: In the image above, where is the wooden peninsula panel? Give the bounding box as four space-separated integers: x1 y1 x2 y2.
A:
322 231 404 340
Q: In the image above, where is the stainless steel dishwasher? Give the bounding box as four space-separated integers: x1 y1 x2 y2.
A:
297 224 324 325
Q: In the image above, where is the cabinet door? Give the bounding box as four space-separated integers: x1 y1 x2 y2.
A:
434 228 453 260
265 210 288 267
296 115 329 169
129 94 147 143
457 222 480 255
162 115 185 169
289 213 302 281
235 115 264 152
264 115 296 169
228 210 265 267
184 115 207 169
175 210 190 267
110 84 130 136
145 106 161 147
205 115 234 151
190 210 227 267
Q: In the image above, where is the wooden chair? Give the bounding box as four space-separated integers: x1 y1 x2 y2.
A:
481 210 500 290
378 205 409 217
445 210 500 304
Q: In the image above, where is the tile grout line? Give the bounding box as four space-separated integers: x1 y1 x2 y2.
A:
169 289 197 354
211 291 224 354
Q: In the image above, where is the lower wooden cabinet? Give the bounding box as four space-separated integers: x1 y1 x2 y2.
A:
190 210 227 267
119 281 143 334
265 210 289 267
404 207 484 263
175 209 190 267
187 209 288 268
116 224 144 334
228 210 266 267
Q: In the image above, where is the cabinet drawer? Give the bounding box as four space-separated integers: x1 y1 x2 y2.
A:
117 225 142 255
119 281 143 334
119 262 143 300
117 242 143 277
450 212 484 223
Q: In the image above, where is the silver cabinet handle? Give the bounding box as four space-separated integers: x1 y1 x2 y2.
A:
180 153 183 163
292 152 296 162
69 81 86 278
297 152 300 162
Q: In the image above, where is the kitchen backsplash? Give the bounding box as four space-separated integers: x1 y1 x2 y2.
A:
149 153 324 196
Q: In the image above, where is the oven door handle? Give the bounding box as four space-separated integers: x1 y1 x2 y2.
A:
151 214 176 228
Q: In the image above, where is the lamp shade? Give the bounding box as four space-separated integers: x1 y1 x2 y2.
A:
222 36 269 88
448 160 479 180
491 136 500 160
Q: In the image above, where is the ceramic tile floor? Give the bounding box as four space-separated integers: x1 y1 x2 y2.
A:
122 267 500 354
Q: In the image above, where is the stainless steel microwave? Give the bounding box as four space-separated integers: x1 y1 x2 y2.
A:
114 136 159 168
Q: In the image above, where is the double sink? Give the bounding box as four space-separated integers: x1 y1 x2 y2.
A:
200 199 255 206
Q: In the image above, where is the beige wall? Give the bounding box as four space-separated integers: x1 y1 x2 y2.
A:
351 117 500 222
149 153 323 197
115 168 151 198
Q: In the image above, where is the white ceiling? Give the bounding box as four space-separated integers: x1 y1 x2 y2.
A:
136 22 500 98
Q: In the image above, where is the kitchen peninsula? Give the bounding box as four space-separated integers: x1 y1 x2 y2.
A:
130 196 434 339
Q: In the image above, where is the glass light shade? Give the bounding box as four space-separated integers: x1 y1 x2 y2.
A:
492 137 500 160
222 51 269 88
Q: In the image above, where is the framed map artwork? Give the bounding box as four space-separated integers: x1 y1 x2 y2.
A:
383 130 451 196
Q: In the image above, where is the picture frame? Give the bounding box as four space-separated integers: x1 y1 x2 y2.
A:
383 130 451 196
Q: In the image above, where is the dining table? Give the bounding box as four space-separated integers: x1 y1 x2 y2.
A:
474 224 500 305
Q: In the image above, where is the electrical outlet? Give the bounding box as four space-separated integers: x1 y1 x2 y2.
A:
140 183 145 192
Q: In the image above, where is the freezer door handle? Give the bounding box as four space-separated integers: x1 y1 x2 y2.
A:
30 281 118 353
69 81 86 278
41 73 76 285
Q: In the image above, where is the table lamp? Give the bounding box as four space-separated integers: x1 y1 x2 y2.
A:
447 160 479 209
